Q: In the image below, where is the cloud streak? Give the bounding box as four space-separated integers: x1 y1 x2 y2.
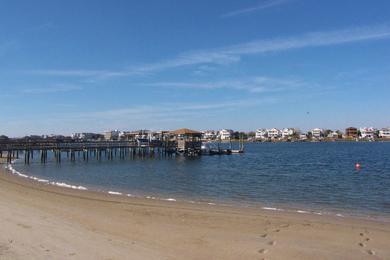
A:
221 0 290 18
140 76 305 93
26 24 390 78
20 84 83 94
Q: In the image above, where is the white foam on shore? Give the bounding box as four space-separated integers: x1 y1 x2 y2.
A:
297 210 309 214
164 198 177 202
6 162 87 191
52 182 88 190
108 191 123 195
262 207 284 211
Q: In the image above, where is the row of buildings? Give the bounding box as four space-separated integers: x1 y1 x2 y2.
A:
254 127 390 141
72 127 390 142
3 127 389 143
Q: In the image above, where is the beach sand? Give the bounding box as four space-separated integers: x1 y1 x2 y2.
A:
1 159 390 259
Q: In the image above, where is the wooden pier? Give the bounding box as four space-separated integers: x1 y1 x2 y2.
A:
0 140 177 164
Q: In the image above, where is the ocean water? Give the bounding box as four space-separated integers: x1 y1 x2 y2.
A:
10 142 390 219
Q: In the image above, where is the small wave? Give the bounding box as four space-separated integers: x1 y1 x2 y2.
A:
52 182 88 190
297 210 309 214
262 207 284 211
6 162 87 190
108 191 123 195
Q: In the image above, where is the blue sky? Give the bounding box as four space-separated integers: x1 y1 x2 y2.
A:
1 0 390 136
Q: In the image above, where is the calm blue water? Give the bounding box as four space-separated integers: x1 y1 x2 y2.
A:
12 142 390 218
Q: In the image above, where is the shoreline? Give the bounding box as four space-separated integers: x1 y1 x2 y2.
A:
1 159 390 259
5 159 390 223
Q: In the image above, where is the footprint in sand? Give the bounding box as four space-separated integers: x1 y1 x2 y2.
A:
268 241 276 246
258 248 268 254
260 234 268 238
17 223 32 229
358 231 376 256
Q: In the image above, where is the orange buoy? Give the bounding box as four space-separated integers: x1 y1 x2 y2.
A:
355 163 361 170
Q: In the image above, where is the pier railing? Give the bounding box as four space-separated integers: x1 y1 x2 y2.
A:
0 140 178 164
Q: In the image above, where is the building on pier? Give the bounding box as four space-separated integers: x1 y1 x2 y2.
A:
171 128 202 155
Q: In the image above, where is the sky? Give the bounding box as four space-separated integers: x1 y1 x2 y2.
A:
1 0 390 136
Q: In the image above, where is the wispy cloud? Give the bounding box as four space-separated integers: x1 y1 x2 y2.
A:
74 98 277 120
26 24 390 78
221 0 290 18
140 76 304 93
11 98 279 134
20 84 83 94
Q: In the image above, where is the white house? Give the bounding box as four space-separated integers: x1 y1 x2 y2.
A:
202 130 217 140
255 129 268 140
104 130 120 140
266 128 281 139
72 132 100 140
327 131 339 139
311 128 323 139
379 128 390 138
360 127 376 139
218 129 234 140
281 128 296 138
299 133 308 140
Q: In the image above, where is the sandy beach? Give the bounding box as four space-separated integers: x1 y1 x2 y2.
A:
1 159 390 259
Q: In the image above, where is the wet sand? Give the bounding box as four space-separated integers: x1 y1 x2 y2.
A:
1 159 390 259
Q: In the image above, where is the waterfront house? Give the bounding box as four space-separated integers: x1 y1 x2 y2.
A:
360 127 376 139
72 132 103 141
281 128 296 139
327 131 340 139
345 127 358 138
202 130 217 140
266 128 281 139
255 129 267 140
218 129 234 140
299 133 308 140
311 128 323 139
379 128 390 139
104 130 120 141
171 128 202 154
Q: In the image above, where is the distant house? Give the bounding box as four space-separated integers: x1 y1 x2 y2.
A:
311 128 323 139
266 128 281 139
0 135 9 141
218 129 234 140
72 133 102 140
202 130 217 140
104 130 120 140
281 128 296 139
327 131 339 139
299 133 308 140
360 127 376 139
255 129 267 140
345 127 358 138
379 128 390 139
